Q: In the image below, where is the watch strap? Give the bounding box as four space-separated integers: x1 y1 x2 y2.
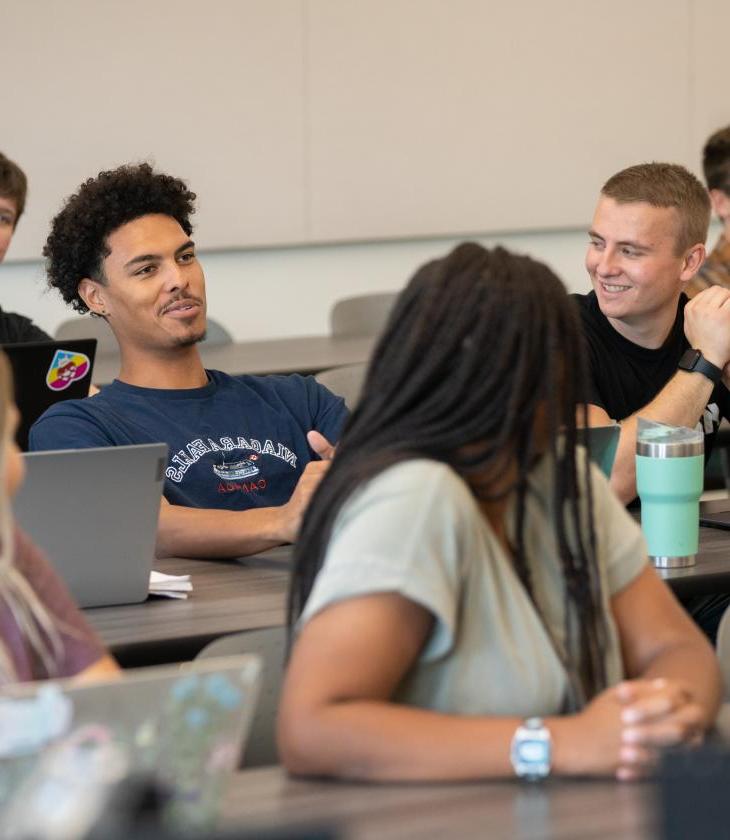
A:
510 717 552 780
678 349 722 385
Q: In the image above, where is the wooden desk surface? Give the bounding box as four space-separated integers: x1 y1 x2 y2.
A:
220 767 656 840
220 710 730 839
84 547 291 666
92 334 376 384
659 525 730 597
84 514 730 666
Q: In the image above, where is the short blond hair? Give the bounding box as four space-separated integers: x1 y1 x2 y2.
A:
601 163 710 255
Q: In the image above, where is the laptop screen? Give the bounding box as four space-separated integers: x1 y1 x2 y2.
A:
2 339 97 450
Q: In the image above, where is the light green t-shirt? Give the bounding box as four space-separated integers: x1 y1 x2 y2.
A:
300 456 648 718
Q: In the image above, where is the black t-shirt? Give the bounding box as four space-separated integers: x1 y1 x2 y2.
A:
573 291 730 455
0 307 50 344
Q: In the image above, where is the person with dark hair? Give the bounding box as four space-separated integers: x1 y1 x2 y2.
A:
29 163 347 559
278 242 720 782
686 126 730 297
0 152 51 342
579 162 730 641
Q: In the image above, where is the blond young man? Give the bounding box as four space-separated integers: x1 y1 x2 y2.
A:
576 162 730 640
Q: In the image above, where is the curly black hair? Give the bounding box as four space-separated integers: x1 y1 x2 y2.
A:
43 163 196 313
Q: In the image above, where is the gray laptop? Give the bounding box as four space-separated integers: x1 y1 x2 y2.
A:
13 443 168 607
0 655 262 835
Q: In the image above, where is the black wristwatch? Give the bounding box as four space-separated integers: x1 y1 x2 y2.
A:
678 348 723 385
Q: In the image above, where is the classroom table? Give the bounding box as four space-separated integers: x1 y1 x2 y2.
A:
85 520 730 668
220 767 656 839
220 707 730 839
658 523 730 598
84 546 291 667
91 334 376 384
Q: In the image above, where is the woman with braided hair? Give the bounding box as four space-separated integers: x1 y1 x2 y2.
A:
0 351 117 683
278 242 720 782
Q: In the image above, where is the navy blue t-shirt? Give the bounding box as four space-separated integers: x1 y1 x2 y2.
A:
29 370 348 510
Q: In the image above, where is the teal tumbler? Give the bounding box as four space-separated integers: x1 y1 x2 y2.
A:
636 421 704 569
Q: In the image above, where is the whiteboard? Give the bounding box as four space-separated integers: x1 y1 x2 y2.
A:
2 0 725 262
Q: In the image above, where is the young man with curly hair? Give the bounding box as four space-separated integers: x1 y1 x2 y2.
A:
29 164 348 559
686 126 730 297
0 152 52 342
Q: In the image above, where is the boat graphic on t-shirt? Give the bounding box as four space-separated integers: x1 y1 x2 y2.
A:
212 451 260 481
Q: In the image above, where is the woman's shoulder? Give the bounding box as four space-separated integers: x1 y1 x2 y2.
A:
334 458 477 537
357 458 472 505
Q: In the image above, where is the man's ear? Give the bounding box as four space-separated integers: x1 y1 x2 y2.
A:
78 278 109 317
679 242 706 283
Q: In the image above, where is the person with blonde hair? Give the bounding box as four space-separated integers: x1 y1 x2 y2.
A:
0 351 116 682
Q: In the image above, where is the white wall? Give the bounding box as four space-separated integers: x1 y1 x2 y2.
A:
0 228 593 342
8 1 727 261
3 218 722 342
2 220 722 342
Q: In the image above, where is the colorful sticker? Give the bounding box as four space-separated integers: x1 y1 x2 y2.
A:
45 349 91 392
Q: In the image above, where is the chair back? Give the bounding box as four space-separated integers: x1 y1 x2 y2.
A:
196 625 286 767
330 292 396 337
55 316 118 355
315 363 367 410
203 318 233 347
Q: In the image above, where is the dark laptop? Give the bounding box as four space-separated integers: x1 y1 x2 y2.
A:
2 339 97 450
699 496 730 531
659 742 730 839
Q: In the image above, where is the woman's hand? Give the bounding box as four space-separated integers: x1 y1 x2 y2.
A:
552 685 625 777
612 678 705 781
552 677 703 781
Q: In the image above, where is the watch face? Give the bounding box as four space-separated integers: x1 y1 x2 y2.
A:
680 349 701 369
517 738 549 764
511 730 551 779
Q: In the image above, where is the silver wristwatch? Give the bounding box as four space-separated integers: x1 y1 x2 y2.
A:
510 717 552 780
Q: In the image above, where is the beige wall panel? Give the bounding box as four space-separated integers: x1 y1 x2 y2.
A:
307 0 692 240
3 0 306 261
690 0 730 176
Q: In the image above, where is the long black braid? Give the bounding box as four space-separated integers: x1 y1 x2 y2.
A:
289 242 609 702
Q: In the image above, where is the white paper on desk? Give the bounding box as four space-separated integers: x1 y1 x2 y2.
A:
151 590 189 600
149 570 193 599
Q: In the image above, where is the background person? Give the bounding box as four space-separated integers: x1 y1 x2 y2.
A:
0 350 116 683
578 163 730 641
687 126 730 297
278 243 720 783
0 152 51 342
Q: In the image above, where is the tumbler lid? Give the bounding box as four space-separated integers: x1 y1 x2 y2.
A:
635 418 704 458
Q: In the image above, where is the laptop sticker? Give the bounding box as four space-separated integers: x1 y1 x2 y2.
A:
45 350 91 392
